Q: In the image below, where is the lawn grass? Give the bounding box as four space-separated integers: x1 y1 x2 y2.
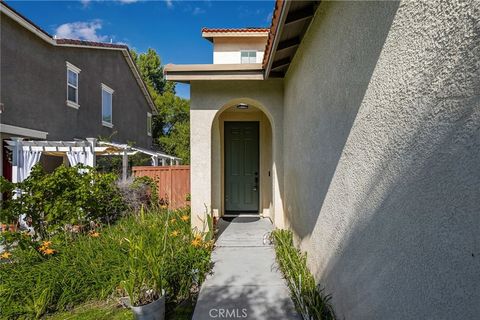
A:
46 301 132 320
45 298 197 320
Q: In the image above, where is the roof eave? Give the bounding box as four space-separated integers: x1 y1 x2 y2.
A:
264 0 291 78
164 64 265 83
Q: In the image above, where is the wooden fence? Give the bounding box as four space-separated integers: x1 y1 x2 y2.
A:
132 165 190 209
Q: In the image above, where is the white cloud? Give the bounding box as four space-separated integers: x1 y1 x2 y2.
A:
165 0 173 8
79 0 138 7
55 20 109 42
192 7 205 15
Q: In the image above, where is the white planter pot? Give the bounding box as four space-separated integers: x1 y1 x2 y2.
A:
122 293 166 320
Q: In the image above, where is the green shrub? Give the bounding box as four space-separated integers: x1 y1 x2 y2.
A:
117 176 159 211
0 165 125 240
0 176 15 222
96 153 152 176
0 207 212 319
271 229 336 320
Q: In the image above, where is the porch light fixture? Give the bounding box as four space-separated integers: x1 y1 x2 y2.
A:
236 103 249 110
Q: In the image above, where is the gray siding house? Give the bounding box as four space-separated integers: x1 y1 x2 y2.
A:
0 2 155 179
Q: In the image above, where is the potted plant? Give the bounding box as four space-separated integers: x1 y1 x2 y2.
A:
121 209 167 320
121 274 165 320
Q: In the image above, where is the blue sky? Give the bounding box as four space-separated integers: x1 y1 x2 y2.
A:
7 0 275 98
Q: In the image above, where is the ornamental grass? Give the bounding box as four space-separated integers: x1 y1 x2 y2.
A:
271 229 336 320
0 207 212 319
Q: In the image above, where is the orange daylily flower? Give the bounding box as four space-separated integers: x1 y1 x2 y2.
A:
89 231 100 238
0 251 12 259
180 215 189 222
191 238 202 247
42 241 52 247
170 230 179 237
42 248 56 255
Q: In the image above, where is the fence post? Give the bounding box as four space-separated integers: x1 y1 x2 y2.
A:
169 166 173 207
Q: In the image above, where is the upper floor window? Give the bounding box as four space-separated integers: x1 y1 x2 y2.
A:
66 62 81 108
147 112 152 136
101 83 114 127
241 51 257 64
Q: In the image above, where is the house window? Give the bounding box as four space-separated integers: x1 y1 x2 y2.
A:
101 83 114 127
147 112 152 136
241 51 257 64
66 62 81 108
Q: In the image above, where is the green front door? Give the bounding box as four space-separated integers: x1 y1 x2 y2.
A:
224 121 259 213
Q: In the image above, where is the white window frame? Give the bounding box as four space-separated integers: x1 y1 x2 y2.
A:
240 50 257 64
101 83 114 128
147 112 152 136
66 61 81 109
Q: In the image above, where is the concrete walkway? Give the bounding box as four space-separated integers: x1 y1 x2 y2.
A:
192 217 300 320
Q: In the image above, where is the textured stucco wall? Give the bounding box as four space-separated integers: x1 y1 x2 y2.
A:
1 14 152 148
283 1 480 319
189 80 284 229
213 37 266 64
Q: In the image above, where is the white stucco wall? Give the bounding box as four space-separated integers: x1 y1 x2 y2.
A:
189 80 284 229
212 37 266 64
213 51 265 64
283 1 480 319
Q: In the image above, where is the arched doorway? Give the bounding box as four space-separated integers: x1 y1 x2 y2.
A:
211 99 274 218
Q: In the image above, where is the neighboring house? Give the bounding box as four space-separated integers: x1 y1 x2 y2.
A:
165 0 480 319
0 2 154 180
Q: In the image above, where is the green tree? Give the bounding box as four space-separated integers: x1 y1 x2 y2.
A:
132 48 174 95
155 92 190 163
131 49 190 163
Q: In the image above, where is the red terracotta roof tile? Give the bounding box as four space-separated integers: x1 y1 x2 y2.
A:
263 0 284 68
202 27 270 33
